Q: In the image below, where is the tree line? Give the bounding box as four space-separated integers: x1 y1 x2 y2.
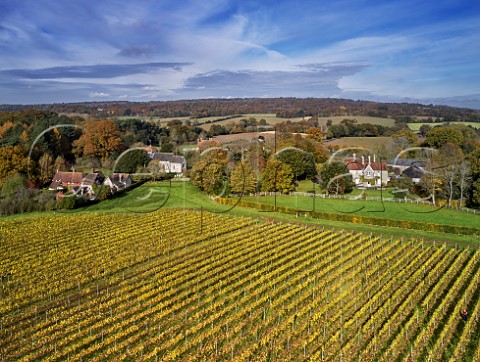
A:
2 97 479 121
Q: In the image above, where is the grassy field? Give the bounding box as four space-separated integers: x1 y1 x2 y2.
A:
323 136 393 150
242 194 479 228
9 181 472 246
317 115 395 127
407 121 480 130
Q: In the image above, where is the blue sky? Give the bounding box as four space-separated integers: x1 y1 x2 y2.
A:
1 0 479 108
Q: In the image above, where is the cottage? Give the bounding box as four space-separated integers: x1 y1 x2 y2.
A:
48 171 83 191
81 171 105 196
49 170 104 197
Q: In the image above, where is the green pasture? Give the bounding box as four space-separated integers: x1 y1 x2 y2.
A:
323 136 393 150
407 121 480 130
317 115 395 127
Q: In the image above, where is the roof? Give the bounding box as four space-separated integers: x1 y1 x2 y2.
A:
108 173 131 182
105 173 131 188
402 165 424 179
345 160 387 171
388 158 426 168
151 152 186 164
368 161 388 171
82 171 105 185
346 161 364 171
49 171 83 190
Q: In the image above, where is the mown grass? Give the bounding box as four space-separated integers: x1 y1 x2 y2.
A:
242 194 479 228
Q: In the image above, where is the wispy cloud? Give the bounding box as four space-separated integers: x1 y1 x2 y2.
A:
180 63 367 98
0 0 479 106
1 62 190 80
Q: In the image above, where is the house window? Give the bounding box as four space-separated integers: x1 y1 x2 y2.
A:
365 170 372 177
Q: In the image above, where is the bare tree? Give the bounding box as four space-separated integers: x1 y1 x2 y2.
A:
458 159 471 207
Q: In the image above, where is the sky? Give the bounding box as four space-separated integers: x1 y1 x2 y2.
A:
1 0 480 108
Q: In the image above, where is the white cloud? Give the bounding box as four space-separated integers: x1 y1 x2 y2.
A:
89 92 110 98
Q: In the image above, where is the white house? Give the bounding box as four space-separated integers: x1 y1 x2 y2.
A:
344 154 389 188
104 173 132 192
150 152 187 174
49 170 104 198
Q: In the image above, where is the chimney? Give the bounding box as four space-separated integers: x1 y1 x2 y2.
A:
353 153 356 161
361 155 365 165
373 154 376 162
368 155 371 164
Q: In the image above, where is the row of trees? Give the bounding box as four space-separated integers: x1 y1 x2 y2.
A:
191 121 480 208
6 98 478 121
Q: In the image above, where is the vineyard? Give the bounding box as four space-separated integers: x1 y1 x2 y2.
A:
1 209 480 361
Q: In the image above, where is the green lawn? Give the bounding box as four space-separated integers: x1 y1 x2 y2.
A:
241 194 478 228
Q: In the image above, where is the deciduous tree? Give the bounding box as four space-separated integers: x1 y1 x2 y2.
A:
260 159 295 194
467 148 480 208
230 162 257 194
74 120 123 161
424 127 463 148
38 152 55 186
0 146 30 188
191 148 228 195
275 148 316 180
306 127 325 143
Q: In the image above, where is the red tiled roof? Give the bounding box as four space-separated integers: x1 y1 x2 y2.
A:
346 161 364 170
368 162 388 171
49 171 83 190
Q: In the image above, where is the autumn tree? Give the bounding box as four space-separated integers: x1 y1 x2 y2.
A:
247 142 267 174
54 155 68 172
391 129 418 149
191 148 228 195
74 120 123 161
306 127 325 143
230 162 257 194
37 152 55 186
0 146 30 188
419 124 432 137
261 159 295 194
424 127 463 148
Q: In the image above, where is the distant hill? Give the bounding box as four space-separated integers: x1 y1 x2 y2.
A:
1 97 479 121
